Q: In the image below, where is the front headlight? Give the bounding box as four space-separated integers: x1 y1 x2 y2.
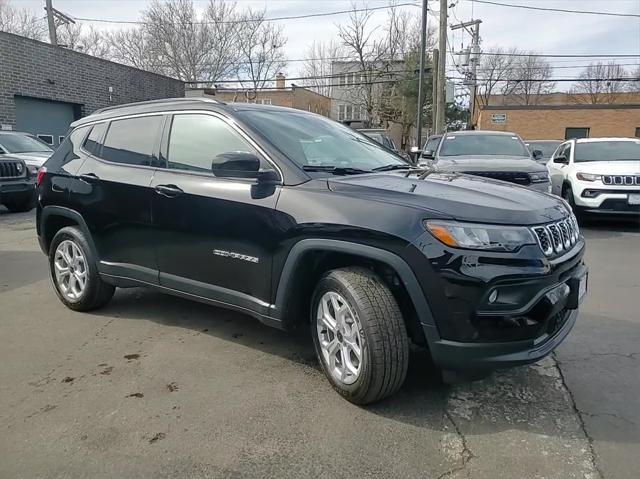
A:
576 172 601 182
530 172 549 183
424 220 537 252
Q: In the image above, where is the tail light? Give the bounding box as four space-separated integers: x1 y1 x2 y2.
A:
36 167 47 187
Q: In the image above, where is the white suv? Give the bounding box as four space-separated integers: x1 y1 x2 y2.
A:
547 137 640 217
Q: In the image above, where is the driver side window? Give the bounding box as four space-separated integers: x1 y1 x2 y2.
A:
167 114 266 174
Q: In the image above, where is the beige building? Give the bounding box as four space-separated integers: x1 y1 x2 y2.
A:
186 74 331 117
476 92 640 140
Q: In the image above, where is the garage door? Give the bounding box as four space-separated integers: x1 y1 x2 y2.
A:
14 96 81 147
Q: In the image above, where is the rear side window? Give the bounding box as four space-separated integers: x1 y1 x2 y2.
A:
102 116 163 166
83 122 107 156
166 114 263 174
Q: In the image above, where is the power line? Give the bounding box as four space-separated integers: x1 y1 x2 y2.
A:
482 52 640 58
463 0 640 18
70 2 420 25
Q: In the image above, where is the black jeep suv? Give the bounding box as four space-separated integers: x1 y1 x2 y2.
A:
37 98 588 404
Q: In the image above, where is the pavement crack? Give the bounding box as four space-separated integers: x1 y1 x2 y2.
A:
553 353 605 479
438 411 476 479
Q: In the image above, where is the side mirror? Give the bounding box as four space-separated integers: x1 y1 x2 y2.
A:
409 146 422 156
212 152 261 178
532 149 543 160
553 155 568 164
422 149 435 160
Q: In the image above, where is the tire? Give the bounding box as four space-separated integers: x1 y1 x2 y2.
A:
562 185 583 221
49 226 115 311
4 192 36 213
311 267 409 405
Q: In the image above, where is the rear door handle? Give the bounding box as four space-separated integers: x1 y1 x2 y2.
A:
155 184 184 198
79 173 99 183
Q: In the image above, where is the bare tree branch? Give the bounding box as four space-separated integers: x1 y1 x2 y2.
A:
0 0 47 41
570 61 628 103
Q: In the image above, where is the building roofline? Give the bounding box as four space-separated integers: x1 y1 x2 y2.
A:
481 103 640 111
0 31 183 84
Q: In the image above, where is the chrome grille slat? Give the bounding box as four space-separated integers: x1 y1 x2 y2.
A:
0 160 22 178
532 215 580 257
603 175 640 185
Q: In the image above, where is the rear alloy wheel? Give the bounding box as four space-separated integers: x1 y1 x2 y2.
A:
562 185 582 221
49 226 115 311
54 240 88 301
311 267 409 405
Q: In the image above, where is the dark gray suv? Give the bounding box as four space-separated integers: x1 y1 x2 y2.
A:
421 130 552 193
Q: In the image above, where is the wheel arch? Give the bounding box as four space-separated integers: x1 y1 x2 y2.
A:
40 206 97 257
273 239 436 345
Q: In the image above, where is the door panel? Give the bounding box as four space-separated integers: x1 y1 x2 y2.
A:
69 116 164 284
151 170 281 310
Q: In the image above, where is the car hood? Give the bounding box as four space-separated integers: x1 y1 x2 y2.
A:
565 160 640 174
435 156 545 172
1 151 51 166
328 171 568 225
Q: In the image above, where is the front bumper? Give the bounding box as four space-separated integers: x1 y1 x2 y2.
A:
407 233 586 371
0 177 35 201
426 308 577 370
573 182 640 215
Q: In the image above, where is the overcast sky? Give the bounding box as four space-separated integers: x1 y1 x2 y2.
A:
11 0 640 88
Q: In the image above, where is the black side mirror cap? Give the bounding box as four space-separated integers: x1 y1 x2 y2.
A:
422 149 435 160
532 149 543 160
553 155 568 164
212 152 261 178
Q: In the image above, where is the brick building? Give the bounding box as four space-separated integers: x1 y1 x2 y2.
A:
0 31 184 147
475 92 640 140
187 74 331 117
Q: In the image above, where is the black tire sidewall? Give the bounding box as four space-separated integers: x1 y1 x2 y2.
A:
310 274 375 401
48 226 104 310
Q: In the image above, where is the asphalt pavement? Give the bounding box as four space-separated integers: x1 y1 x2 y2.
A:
0 208 638 479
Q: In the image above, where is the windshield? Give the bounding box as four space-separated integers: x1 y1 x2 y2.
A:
0 133 53 154
439 134 530 157
237 110 406 171
575 140 640 162
527 141 561 159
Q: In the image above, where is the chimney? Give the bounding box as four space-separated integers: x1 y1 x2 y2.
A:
275 72 286 89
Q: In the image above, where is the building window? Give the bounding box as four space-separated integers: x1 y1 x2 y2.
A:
635 127 640 138
37 134 53 145
339 74 346 87
565 127 590 140
338 105 345 121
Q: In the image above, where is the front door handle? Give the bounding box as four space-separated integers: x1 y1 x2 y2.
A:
155 184 184 198
79 173 99 183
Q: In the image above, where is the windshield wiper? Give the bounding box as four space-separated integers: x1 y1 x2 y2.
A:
302 165 371 175
372 164 415 172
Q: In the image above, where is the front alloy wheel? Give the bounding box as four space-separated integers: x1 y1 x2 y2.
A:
316 291 364 385
311 267 409 405
54 239 88 301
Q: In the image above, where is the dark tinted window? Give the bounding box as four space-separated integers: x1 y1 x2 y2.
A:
423 136 441 153
167 114 262 174
83 122 108 156
526 141 561 159
44 126 91 170
102 116 162 166
565 127 589 140
439 134 529 157
575 140 640 162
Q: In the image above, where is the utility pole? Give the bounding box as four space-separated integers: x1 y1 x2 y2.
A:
45 0 57 46
435 0 448 133
431 49 439 134
451 19 482 129
415 0 428 150
44 0 75 47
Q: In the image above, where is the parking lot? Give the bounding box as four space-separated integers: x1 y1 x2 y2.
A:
0 208 638 479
